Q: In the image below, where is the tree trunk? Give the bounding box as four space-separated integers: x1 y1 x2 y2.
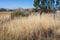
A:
53 13 55 20
40 11 42 18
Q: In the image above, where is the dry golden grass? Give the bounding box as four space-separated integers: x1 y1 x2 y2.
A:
0 12 11 24
0 13 60 40
0 12 11 15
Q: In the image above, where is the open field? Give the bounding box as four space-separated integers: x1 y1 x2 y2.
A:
0 12 11 15
0 12 11 24
0 12 11 21
0 12 60 40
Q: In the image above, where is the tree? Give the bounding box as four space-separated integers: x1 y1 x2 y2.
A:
58 6 60 10
0 8 7 12
56 0 60 10
33 0 60 19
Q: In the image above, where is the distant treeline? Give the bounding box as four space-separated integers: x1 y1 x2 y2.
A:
0 8 35 12
0 8 13 12
0 8 60 12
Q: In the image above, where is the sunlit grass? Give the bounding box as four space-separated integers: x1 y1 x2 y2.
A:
0 13 60 40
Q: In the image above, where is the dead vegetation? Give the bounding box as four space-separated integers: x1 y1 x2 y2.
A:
0 13 60 40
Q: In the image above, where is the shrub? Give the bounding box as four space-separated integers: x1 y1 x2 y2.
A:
11 10 26 19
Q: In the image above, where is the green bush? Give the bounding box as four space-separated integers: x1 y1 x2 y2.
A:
11 10 30 19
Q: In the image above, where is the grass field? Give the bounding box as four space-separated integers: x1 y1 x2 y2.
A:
0 12 60 40
0 12 11 24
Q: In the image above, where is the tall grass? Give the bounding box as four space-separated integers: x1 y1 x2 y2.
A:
0 13 60 40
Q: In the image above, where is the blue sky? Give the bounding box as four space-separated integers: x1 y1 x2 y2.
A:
0 0 34 9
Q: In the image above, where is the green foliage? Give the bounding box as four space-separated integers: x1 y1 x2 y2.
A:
33 0 40 9
32 8 39 12
33 0 60 14
11 10 25 19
